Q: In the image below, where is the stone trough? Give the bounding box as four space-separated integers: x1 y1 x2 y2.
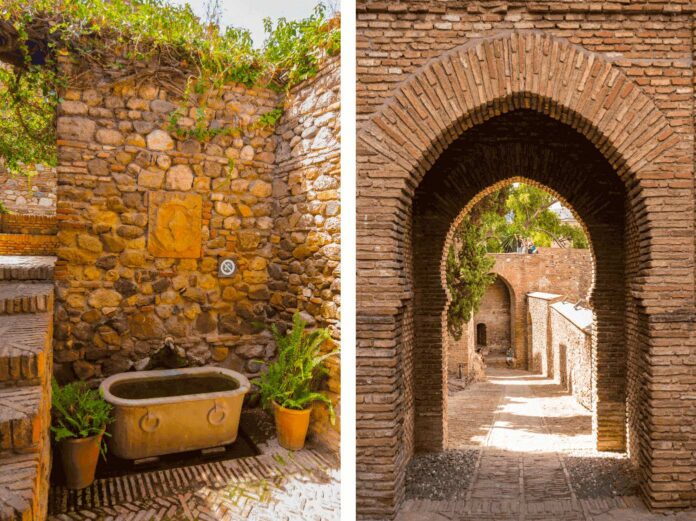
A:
100 367 250 460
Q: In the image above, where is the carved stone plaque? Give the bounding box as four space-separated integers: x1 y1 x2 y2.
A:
148 192 202 258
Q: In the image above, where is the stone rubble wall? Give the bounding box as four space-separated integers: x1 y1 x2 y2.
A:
527 293 561 377
273 58 341 451
54 57 340 449
0 166 56 215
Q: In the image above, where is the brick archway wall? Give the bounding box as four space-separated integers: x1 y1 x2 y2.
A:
357 31 695 520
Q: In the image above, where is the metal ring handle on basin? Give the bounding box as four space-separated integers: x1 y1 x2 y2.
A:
139 411 160 433
207 403 227 426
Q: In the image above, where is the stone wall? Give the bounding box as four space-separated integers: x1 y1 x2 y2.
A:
529 294 593 410
550 302 593 410
357 2 696 516
273 58 341 450
0 166 56 215
528 292 561 376
54 57 340 449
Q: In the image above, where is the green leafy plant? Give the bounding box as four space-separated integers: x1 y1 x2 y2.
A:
0 1 340 175
50 380 113 453
446 217 497 340
253 312 339 423
257 108 284 128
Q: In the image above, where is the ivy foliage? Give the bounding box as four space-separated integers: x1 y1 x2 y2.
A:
253 312 339 423
446 217 497 340
51 379 113 454
0 0 339 175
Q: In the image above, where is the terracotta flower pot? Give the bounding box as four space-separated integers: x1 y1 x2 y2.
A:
58 430 104 490
273 401 311 451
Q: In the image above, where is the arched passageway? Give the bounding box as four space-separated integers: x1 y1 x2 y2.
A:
413 110 623 454
473 275 513 366
357 31 694 520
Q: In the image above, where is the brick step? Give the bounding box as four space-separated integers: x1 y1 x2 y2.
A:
0 256 55 282
0 452 45 521
0 283 53 315
0 312 52 387
0 386 44 453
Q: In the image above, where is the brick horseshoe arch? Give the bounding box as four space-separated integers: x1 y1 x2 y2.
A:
357 31 694 520
442 175 597 378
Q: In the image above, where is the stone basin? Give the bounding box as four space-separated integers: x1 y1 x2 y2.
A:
100 367 250 460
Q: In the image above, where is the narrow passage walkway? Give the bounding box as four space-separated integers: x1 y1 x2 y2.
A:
400 368 695 521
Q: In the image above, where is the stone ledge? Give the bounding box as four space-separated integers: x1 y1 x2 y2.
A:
0 312 51 387
0 257 55 282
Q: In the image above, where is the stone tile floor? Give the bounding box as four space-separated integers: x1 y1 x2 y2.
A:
399 368 696 521
48 411 339 520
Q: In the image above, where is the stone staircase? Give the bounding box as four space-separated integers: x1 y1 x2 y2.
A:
0 256 55 521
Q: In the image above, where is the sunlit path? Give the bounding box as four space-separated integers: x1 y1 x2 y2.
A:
399 369 694 521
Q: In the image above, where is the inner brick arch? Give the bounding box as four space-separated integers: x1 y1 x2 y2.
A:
471 270 515 361
444 176 597 377
357 30 694 520
415 111 625 455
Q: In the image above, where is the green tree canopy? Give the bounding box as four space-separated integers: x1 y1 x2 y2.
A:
479 184 588 252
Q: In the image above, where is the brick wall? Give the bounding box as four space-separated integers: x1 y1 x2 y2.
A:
448 250 593 376
529 294 593 410
473 277 512 358
357 2 696 517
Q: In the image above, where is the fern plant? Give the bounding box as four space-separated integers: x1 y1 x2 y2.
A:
51 380 113 452
253 312 339 424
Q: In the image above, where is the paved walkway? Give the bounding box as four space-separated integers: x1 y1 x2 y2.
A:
399 368 695 521
48 413 340 521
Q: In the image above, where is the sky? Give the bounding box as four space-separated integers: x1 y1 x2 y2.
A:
169 0 333 47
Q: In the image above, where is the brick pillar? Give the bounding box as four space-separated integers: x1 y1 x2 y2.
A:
412 209 450 451
592 225 627 452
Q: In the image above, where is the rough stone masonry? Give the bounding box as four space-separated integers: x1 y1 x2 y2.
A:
357 1 696 519
54 56 340 450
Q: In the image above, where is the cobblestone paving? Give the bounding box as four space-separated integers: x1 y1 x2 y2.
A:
397 369 696 521
48 442 339 520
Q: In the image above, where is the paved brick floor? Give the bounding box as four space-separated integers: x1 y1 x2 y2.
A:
48 439 339 520
398 368 696 521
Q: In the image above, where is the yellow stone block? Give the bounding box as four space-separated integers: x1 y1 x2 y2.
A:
148 191 203 259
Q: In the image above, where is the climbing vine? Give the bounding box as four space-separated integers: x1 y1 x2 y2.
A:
446 217 497 341
0 0 340 177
